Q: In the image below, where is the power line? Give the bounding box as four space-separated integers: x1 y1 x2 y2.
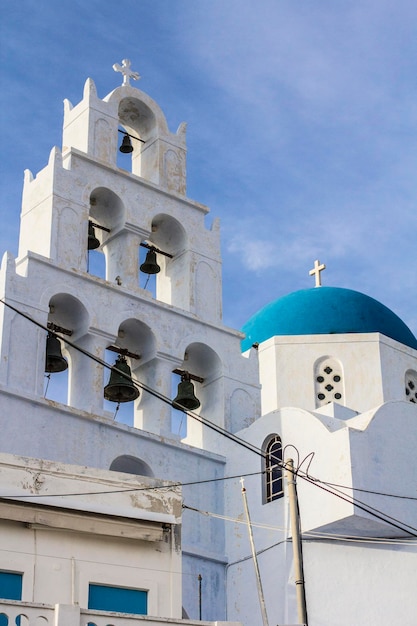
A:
0 298 265 460
311 480 417 501
183 503 286 532
0 470 266 500
1 298 416 537
298 471 417 537
312 479 417 534
184 503 417 547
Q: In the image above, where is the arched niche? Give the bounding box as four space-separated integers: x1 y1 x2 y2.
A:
150 213 186 255
57 206 84 269
116 318 156 365
118 97 157 180
182 342 222 382
89 187 125 235
48 293 90 339
147 213 187 308
110 455 154 477
45 294 90 405
108 318 156 427
89 188 137 287
119 97 157 140
179 342 223 447
195 261 218 322
228 388 255 433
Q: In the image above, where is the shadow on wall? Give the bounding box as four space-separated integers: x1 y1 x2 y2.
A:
109 455 154 477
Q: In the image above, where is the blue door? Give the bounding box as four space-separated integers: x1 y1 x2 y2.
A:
0 572 23 626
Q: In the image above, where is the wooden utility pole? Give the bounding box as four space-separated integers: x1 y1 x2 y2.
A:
285 459 308 626
240 478 270 626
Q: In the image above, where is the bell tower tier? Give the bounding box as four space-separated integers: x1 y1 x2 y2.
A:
62 78 187 193
1 71 261 451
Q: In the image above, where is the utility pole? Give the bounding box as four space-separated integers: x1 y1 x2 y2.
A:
240 477 270 626
285 458 308 626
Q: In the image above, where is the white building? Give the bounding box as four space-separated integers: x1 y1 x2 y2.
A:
0 64 416 626
225 287 417 625
0 453 182 617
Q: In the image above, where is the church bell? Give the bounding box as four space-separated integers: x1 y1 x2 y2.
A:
173 373 201 411
88 221 100 250
140 248 161 275
119 134 133 153
45 333 68 373
104 355 140 403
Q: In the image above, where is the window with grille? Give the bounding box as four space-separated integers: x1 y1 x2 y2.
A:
314 357 344 407
263 435 283 503
405 370 417 403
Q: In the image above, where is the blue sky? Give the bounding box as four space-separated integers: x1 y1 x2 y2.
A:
1 0 416 336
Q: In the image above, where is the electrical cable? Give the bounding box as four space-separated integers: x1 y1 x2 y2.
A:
0 298 265 462
183 503 417 546
0 470 267 500
1 297 416 537
0 545 192 577
226 538 289 569
307 479 417 501
298 471 417 537
291 458 417 534
283 450 417 536
183 503 287 532
309 478 417 534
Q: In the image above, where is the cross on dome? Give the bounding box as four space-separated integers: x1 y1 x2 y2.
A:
112 59 140 86
309 259 326 287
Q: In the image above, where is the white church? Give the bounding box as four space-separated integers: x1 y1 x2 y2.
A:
0 62 416 626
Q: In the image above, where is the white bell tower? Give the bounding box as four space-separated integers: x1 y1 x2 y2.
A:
0 62 260 449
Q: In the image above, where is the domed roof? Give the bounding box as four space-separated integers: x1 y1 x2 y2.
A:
241 286 417 351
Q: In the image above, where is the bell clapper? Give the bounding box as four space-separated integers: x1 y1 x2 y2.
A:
113 401 121 420
44 373 51 398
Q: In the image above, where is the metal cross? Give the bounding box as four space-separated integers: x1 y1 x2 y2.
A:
309 259 326 287
112 59 140 86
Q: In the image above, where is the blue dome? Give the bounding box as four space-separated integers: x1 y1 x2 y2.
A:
241 287 417 352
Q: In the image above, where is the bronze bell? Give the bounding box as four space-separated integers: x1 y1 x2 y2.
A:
140 248 161 275
45 333 68 373
119 134 133 153
88 221 100 250
173 374 200 411
104 355 140 403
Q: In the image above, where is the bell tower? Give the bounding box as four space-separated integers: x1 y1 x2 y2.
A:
0 62 260 450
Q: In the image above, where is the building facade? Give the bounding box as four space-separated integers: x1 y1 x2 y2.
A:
0 67 416 626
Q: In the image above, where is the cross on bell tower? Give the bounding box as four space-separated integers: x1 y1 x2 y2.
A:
112 59 140 86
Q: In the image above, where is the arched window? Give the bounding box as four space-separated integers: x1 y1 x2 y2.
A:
405 370 417 403
263 435 283 504
110 455 154 477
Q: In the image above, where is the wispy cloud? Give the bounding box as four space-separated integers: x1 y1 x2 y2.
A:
0 0 415 335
